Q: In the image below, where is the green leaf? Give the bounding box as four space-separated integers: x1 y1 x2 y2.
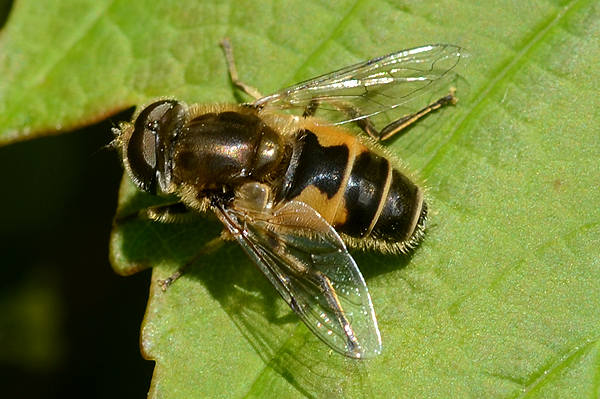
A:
3 0 600 397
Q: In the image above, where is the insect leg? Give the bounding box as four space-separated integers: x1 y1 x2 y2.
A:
114 202 222 289
302 99 319 118
378 89 457 140
310 90 457 141
158 236 224 290
114 202 191 224
300 98 381 140
305 268 359 354
333 102 381 140
220 38 264 100
300 97 371 136
146 202 195 223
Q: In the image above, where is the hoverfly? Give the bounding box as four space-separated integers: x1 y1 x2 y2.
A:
113 39 462 358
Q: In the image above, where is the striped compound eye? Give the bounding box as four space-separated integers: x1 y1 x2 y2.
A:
125 100 185 195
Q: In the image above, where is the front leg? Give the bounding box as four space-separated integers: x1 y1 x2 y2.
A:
220 38 264 100
115 202 193 225
157 236 224 291
114 201 222 290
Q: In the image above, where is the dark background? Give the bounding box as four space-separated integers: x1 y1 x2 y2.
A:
0 110 155 398
1 3 153 397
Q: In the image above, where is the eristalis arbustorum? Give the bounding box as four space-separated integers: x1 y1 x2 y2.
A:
113 39 462 359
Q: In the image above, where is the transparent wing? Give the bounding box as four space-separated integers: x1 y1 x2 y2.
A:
254 44 462 126
213 200 382 358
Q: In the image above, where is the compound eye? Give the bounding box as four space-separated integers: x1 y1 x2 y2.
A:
126 100 180 194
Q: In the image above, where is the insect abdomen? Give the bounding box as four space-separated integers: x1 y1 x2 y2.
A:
280 126 426 252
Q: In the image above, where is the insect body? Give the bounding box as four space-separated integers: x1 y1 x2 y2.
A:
114 41 462 358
